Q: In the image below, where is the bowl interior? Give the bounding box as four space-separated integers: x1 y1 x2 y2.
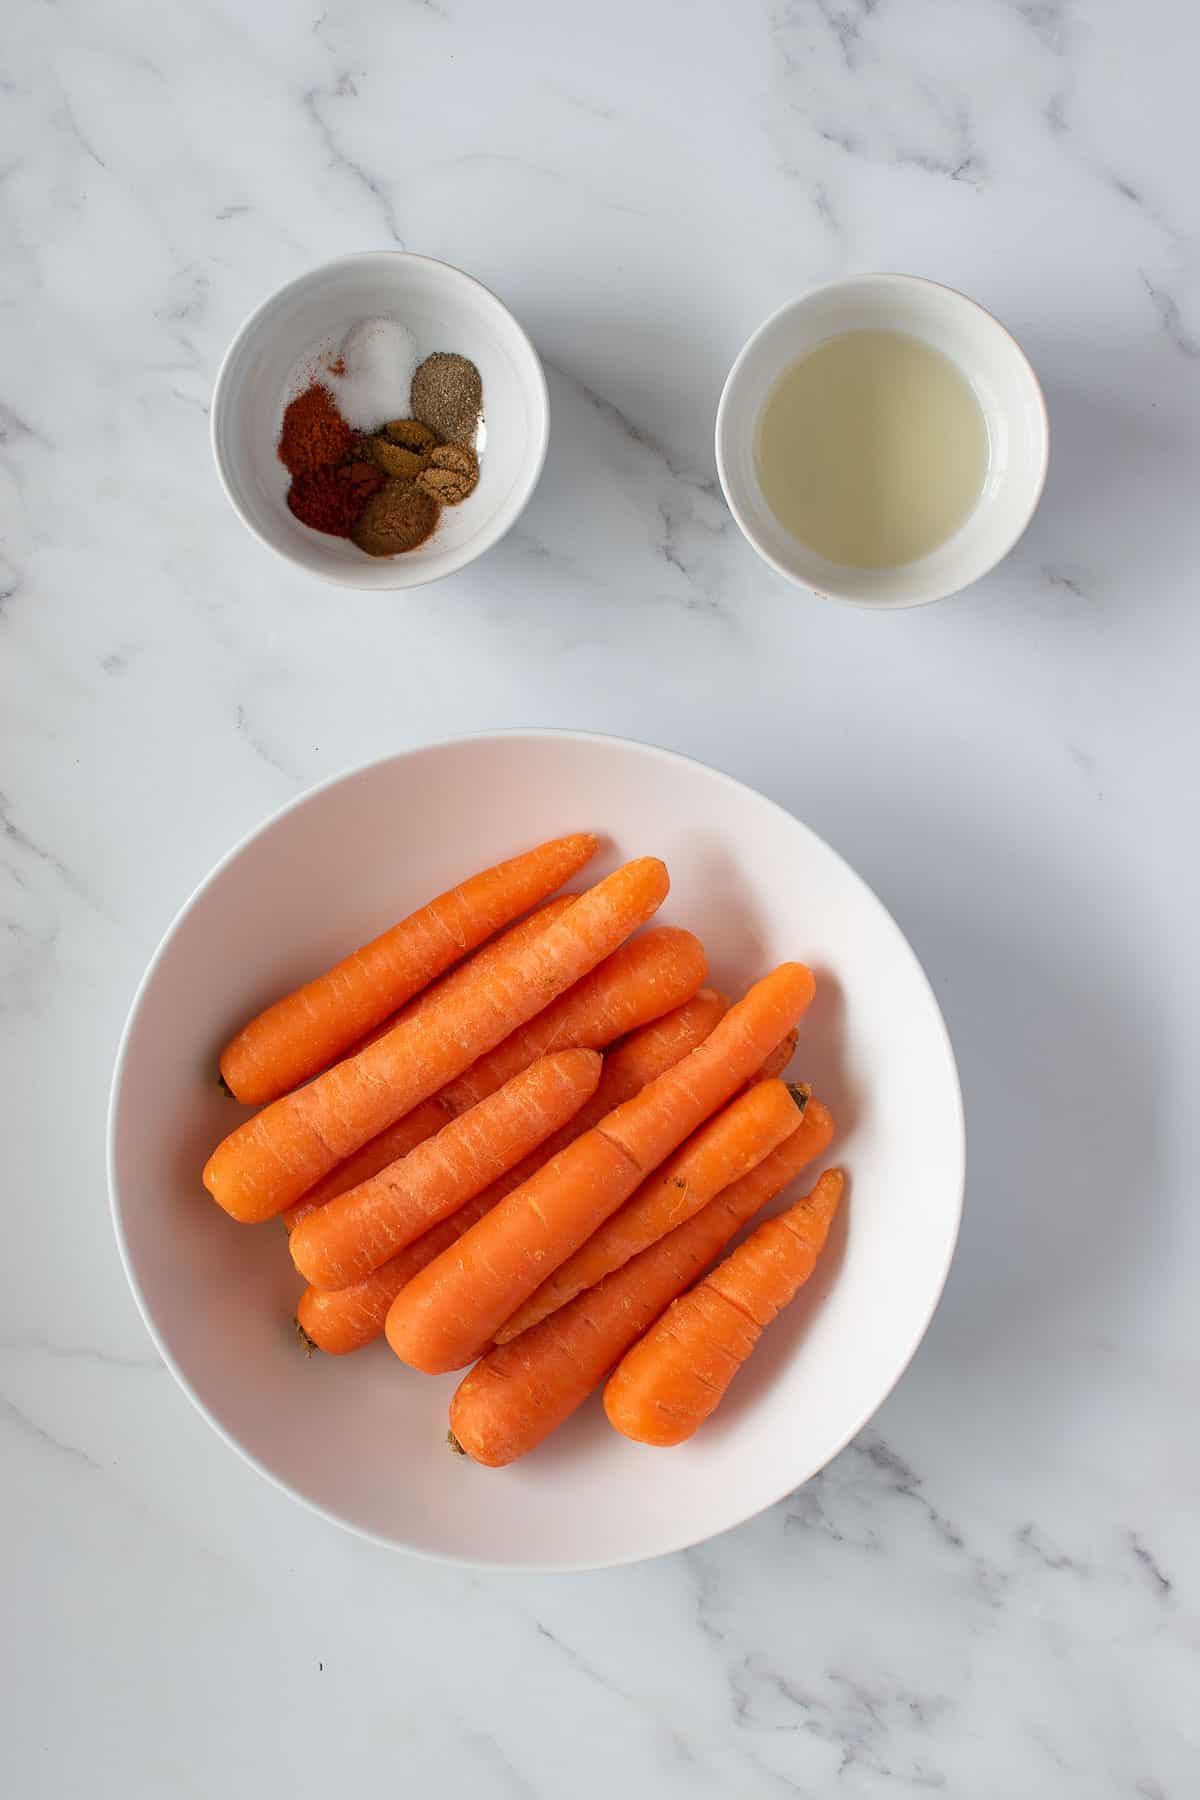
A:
211 255 547 589
110 734 963 1568
717 276 1047 606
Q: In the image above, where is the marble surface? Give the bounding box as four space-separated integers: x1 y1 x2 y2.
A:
4 1 1198 1793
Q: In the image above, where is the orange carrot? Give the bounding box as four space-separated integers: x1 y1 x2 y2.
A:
282 921 704 1233
294 990 730 1355
385 963 815 1373
449 1109 835 1465
604 1167 844 1446
283 899 575 1230
756 1027 798 1081
495 1078 810 1342
204 857 669 1222
290 1050 602 1289
219 834 598 1104
348 896 577 1057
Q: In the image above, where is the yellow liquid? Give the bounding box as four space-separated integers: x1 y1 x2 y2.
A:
755 330 989 568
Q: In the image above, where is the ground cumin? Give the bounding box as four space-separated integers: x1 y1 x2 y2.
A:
351 479 441 555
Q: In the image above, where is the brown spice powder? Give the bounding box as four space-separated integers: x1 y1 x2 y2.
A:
351 479 441 556
417 442 479 505
384 418 440 452
364 436 431 479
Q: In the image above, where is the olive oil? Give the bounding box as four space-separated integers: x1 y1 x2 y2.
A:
755 330 989 568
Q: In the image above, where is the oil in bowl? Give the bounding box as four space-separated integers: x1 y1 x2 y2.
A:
754 330 989 569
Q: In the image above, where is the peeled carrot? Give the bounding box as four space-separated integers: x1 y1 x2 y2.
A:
495 1078 809 1342
284 900 574 1230
290 1049 602 1289
347 895 576 1059
204 857 669 1222
219 834 597 1105
756 1027 798 1081
385 963 815 1373
449 1107 835 1465
282 921 704 1233
294 992 731 1355
603 1167 844 1446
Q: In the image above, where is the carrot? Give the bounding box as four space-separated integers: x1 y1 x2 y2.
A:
218 834 598 1105
293 990 730 1355
282 921 704 1233
756 1027 798 1081
283 899 576 1230
603 1167 844 1446
204 857 669 1222
385 963 815 1373
349 895 577 1056
495 1078 811 1342
449 1108 835 1465
290 1050 602 1289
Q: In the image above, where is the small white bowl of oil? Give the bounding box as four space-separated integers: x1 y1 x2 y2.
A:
715 275 1048 608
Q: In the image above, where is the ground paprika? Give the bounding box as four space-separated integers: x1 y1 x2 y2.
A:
277 381 352 477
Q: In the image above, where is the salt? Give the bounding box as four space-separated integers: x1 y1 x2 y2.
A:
329 317 418 432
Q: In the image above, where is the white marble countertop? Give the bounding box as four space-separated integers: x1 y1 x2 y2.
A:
5 1 1198 1793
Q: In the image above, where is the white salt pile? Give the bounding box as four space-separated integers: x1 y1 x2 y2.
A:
329 317 418 431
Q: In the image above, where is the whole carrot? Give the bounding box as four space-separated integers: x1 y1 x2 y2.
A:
219 834 597 1104
294 991 731 1355
289 1049 602 1289
204 857 669 1223
449 1109 835 1465
604 1167 844 1446
282 922 705 1233
495 1078 811 1342
385 963 815 1373
347 895 576 1058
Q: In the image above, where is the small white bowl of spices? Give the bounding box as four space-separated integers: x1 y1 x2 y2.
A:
716 274 1048 608
212 253 549 590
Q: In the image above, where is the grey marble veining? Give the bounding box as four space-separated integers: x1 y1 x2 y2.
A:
2 1 1197 1795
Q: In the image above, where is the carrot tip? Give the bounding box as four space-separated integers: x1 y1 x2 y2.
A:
447 1430 467 1457
294 1318 317 1357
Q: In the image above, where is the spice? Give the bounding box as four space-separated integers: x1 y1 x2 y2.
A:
411 353 483 446
417 442 479 505
278 382 352 477
351 479 441 556
384 418 440 451
364 436 431 480
288 460 385 536
276 325 484 556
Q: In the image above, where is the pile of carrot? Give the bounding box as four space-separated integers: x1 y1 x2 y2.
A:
202 833 845 1466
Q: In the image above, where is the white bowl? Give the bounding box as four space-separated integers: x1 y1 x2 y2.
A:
716 274 1049 608
211 253 549 590
108 732 964 1569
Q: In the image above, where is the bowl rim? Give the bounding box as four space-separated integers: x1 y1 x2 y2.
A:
107 727 966 1570
209 250 550 592
714 271 1050 610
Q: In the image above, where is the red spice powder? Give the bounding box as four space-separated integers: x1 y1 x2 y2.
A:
287 460 385 537
277 381 352 477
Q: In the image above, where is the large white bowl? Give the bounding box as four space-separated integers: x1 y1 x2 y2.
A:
211 253 549 590
716 274 1048 608
109 732 964 1569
